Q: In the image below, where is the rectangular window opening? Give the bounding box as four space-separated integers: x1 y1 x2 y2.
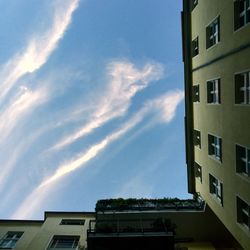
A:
235 71 250 104
237 196 250 230
208 134 222 162
60 219 85 226
193 130 201 148
236 144 250 176
192 85 200 102
209 174 223 205
192 37 199 57
0 231 23 249
207 79 221 104
48 235 80 249
206 16 220 49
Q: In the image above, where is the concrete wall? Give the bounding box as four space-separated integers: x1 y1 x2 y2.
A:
190 0 250 248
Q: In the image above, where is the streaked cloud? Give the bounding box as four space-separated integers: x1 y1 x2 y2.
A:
0 86 47 143
51 61 164 150
0 0 79 103
12 89 183 219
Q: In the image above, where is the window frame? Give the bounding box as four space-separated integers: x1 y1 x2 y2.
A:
192 84 200 102
236 144 250 177
192 37 199 57
237 196 250 230
193 129 201 148
60 219 85 226
207 78 221 104
0 231 23 249
209 174 223 205
208 134 222 162
191 0 198 11
47 235 80 249
234 0 250 31
194 162 202 183
235 70 250 105
206 16 220 49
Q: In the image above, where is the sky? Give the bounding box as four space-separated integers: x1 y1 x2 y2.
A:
0 0 190 220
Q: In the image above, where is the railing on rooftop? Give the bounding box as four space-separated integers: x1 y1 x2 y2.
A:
95 197 204 212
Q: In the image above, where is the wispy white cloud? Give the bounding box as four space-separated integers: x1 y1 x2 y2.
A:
0 0 79 103
0 86 47 143
50 61 164 150
11 89 183 219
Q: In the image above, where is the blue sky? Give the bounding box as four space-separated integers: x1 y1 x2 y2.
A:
0 0 190 219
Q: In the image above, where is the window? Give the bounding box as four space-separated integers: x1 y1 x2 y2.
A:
48 236 80 249
207 79 220 104
191 0 198 11
235 71 250 104
236 145 250 176
209 174 223 205
234 0 250 30
194 162 202 182
237 196 250 229
60 219 85 225
192 85 200 102
0 232 23 249
193 130 201 148
206 17 220 49
208 134 222 161
192 37 199 57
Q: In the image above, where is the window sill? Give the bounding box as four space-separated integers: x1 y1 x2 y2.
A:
236 222 250 234
234 103 250 106
208 155 222 164
236 173 250 184
206 41 220 51
210 193 223 207
234 22 250 34
207 103 221 105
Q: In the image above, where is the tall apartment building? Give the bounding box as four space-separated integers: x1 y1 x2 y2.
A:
182 0 250 249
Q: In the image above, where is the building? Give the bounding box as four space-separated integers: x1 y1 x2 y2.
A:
182 0 250 249
0 198 242 250
0 212 95 250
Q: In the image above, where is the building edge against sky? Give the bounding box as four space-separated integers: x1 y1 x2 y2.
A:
182 0 250 249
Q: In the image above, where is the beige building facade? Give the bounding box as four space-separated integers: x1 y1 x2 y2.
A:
182 0 250 249
0 212 95 250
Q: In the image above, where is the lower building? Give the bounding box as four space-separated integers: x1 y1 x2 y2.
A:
0 212 95 250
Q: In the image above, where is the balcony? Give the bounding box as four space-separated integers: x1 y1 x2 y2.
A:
87 218 175 250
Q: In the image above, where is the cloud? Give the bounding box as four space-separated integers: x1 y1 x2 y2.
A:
0 86 47 143
0 0 79 103
11 89 183 219
50 61 164 150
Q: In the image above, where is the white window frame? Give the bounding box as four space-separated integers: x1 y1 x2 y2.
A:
237 196 250 230
241 72 250 104
206 16 220 49
47 235 80 249
240 0 250 26
0 232 23 249
236 144 250 176
235 71 250 104
208 134 222 162
209 174 223 205
207 79 220 104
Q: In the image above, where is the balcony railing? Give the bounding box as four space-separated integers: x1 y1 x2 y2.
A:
87 218 175 237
